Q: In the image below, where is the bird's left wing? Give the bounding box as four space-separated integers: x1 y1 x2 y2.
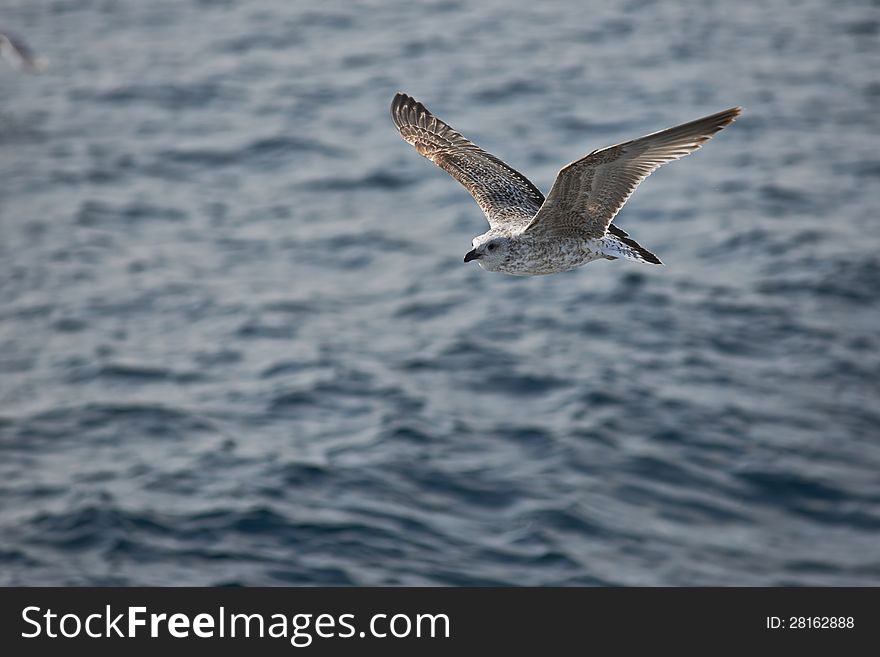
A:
391 93 544 230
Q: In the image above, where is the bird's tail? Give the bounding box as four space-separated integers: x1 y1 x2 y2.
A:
601 226 662 265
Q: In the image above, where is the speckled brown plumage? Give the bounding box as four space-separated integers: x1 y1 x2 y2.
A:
391 93 544 230
391 93 740 276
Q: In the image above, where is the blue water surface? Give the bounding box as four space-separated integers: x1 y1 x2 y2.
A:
0 0 878 585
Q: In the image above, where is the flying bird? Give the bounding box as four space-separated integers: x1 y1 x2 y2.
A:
391 93 740 276
0 28 48 73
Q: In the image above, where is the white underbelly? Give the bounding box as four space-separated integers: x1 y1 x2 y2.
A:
495 240 604 276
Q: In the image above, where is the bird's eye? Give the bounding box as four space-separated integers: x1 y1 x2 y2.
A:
487 243 497 251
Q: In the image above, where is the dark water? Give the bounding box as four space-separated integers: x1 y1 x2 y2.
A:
1 0 878 586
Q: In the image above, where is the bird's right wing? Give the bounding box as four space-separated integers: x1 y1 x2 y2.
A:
391 93 545 230
524 107 741 238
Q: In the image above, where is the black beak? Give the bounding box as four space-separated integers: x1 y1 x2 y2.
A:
463 249 482 263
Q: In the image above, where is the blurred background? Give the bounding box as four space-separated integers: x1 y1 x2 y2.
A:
1 0 877 585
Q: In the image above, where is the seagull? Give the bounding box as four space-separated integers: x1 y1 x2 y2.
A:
391 93 740 276
0 28 48 73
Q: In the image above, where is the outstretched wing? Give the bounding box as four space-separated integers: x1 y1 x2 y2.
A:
0 29 47 72
391 93 545 230
524 107 742 238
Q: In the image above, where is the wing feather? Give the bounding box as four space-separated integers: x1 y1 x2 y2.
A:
391 93 544 230
524 107 742 237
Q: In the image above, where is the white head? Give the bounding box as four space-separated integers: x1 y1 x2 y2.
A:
463 235 511 272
